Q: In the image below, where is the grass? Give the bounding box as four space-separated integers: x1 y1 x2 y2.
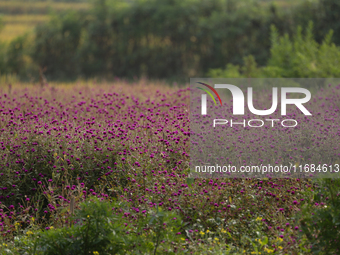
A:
1 14 49 24
0 24 32 42
0 15 51 42
0 1 90 14
0 1 89 41
0 14 49 42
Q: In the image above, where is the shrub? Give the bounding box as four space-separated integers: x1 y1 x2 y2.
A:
298 179 340 254
208 21 340 78
15 197 184 254
32 11 83 80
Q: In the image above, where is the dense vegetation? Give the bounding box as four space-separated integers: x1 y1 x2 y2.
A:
0 81 338 254
1 0 340 81
0 0 339 254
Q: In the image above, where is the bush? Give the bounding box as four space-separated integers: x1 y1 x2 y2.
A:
267 21 340 78
32 11 83 80
4 0 340 80
208 21 340 78
15 197 184 254
4 0 279 80
298 179 340 254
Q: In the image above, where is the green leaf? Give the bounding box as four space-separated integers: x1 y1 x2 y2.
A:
186 177 194 188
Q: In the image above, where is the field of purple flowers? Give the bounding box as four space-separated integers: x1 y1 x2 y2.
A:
0 81 338 254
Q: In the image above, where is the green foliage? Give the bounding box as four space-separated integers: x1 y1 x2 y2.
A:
208 21 340 78
268 21 340 77
0 34 36 80
0 15 4 32
0 1 89 15
15 197 184 254
77 0 113 77
32 11 83 79
3 0 340 80
1 0 277 80
207 63 243 79
298 179 340 254
6 35 30 76
0 42 7 75
292 0 340 46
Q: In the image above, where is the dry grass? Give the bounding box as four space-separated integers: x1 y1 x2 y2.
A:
0 0 89 42
0 14 49 41
0 1 89 14
1 14 49 24
0 24 34 42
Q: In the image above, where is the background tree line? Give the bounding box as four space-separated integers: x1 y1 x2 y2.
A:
1 0 340 81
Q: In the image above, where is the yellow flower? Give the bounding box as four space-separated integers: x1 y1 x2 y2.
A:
264 247 274 253
277 237 283 242
214 237 219 241
200 231 205 236
93 252 99 255
87 215 90 218
50 226 54 229
221 228 227 233
15 222 20 226
26 231 33 235
256 217 262 221
206 230 210 233
278 246 283 250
